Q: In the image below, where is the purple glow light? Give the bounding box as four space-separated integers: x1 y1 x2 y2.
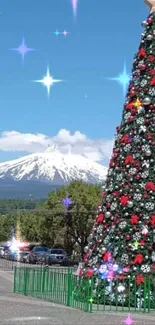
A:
11 38 35 62
61 193 74 211
71 0 78 17
123 315 134 325
62 30 69 36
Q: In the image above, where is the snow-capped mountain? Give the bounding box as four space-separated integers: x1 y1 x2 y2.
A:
0 149 107 185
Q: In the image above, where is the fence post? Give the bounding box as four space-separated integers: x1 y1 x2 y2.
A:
67 269 72 307
11 259 14 271
24 268 28 295
13 266 17 293
41 267 46 293
143 275 147 313
89 277 93 313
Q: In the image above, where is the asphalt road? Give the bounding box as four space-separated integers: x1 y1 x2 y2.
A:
0 268 155 325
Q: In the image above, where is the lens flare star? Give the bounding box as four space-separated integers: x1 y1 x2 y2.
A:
107 62 130 96
123 314 134 325
53 30 60 36
71 0 78 18
62 30 69 36
33 67 63 97
11 38 35 62
61 193 74 211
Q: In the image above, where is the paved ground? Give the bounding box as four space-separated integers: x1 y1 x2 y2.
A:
0 268 155 325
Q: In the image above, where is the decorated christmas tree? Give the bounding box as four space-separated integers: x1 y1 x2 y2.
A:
78 0 155 308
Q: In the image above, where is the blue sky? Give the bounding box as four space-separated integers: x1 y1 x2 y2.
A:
0 0 149 163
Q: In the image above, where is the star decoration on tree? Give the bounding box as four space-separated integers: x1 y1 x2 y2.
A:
11 37 35 62
33 66 63 97
134 98 142 111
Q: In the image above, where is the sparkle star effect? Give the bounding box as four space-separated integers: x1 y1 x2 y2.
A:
61 193 74 211
71 0 78 18
134 241 140 249
11 38 35 62
123 314 134 325
62 30 69 36
53 30 60 36
107 62 130 96
33 67 63 97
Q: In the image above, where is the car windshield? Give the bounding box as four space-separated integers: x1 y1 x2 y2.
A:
34 247 48 252
50 249 65 254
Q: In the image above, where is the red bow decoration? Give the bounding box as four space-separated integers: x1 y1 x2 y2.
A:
131 215 138 225
118 274 125 280
113 191 120 197
109 158 114 167
132 160 139 167
85 269 93 277
120 196 129 206
83 253 88 263
125 102 134 110
125 155 133 165
151 215 155 226
148 55 155 62
96 213 104 224
133 254 143 264
136 274 144 285
152 264 155 271
103 251 111 262
120 135 130 143
147 134 153 140
145 182 155 191
138 48 146 57
139 240 145 246
150 78 155 86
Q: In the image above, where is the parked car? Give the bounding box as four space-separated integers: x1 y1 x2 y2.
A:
46 248 68 265
0 247 5 258
16 250 30 263
3 248 12 260
27 246 49 264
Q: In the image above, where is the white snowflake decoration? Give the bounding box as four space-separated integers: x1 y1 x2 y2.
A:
133 193 142 201
145 202 155 211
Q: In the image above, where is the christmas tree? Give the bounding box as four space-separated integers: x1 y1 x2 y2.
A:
78 0 155 308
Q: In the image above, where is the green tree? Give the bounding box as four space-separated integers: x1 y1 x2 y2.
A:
19 211 42 243
0 214 17 242
81 2 155 308
46 181 102 256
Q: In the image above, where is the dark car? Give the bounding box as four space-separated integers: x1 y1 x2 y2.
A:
27 246 48 264
46 248 68 265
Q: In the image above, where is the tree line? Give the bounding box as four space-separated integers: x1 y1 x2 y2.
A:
0 181 102 257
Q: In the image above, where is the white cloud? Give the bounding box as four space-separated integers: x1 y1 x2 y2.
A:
0 129 114 162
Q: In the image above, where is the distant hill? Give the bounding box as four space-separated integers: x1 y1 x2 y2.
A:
0 149 107 199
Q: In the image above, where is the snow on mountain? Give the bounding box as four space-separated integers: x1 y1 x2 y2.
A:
0 149 107 185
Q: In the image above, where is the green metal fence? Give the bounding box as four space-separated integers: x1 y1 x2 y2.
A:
14 266 91 312
13 266 155 313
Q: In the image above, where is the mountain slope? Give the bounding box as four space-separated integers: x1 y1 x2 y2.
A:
0 151 107 189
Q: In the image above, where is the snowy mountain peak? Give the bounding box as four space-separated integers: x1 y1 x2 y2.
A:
0 151 107 185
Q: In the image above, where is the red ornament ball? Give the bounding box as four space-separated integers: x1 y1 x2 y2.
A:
148 17 153 24
140 64 146 70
